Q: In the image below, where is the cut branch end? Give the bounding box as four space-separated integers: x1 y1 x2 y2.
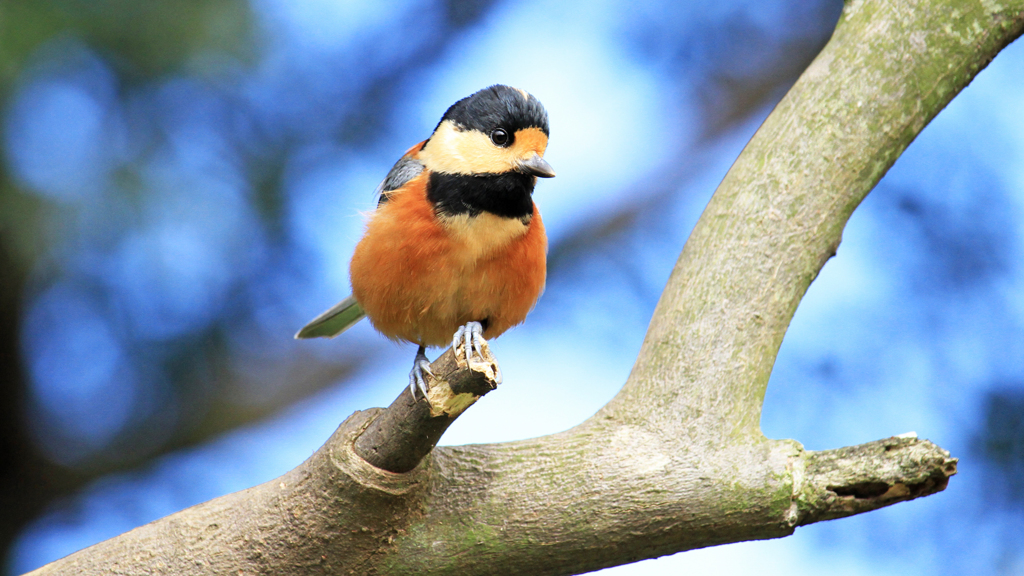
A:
352 346 499 473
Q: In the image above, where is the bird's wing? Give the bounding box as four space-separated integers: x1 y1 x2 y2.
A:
298 142 429 339
294 295 366 339
374 141 426 207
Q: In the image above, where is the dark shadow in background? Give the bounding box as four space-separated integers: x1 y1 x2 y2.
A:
979 387 1024 508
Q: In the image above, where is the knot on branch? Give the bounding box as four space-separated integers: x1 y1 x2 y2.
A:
793 434 957 525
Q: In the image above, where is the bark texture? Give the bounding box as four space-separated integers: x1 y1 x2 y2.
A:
353 346 499 473
27 1 1024 574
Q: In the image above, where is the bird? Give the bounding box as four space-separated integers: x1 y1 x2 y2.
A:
295 85 554 400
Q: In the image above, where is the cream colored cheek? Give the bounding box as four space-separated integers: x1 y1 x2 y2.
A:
420 122 549 174
456 138 516 169
424 125 510 174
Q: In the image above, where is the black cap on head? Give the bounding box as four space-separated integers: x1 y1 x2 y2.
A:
438 85 549 136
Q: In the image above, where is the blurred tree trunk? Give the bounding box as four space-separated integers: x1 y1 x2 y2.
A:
0 170 85 573
25 1 1024 574
0 211 42 562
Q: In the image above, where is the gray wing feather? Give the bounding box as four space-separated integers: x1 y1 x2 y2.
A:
376 156 424 206
294 295 366 339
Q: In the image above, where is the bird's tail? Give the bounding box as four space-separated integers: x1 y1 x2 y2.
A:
294 295 366 339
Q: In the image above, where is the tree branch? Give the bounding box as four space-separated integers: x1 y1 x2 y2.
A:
604 0 1024 440
795 434 958 525
25 1 1023 574
352 346 499 473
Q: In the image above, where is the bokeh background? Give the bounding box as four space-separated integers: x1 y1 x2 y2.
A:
1 0 1022 574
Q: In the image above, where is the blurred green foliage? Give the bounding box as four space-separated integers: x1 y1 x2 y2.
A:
0 0 253 80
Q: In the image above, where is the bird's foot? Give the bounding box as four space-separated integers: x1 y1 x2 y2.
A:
452 321 502 385
408 348 433 400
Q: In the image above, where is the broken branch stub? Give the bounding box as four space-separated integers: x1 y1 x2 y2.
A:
352 345 500 473
794 435 958 525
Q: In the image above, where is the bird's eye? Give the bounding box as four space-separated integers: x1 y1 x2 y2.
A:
490 128 510 147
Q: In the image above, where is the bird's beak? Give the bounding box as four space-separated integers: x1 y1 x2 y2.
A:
517 153 556 178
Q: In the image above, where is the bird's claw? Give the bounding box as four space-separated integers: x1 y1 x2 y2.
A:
408 352 433 400
453 321 486 366
452 321 502 385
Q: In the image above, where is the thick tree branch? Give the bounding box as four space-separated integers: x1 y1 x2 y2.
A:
605 0 1024 440
25 1 1023 574
26 421 956 576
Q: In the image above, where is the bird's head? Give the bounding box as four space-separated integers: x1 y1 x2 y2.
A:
418 85 555 179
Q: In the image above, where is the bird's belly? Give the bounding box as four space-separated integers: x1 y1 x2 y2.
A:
350 193 546 347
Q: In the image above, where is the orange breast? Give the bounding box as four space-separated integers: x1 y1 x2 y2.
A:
349 174 547 347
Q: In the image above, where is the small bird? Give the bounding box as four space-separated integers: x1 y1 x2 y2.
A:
296 85 554 399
